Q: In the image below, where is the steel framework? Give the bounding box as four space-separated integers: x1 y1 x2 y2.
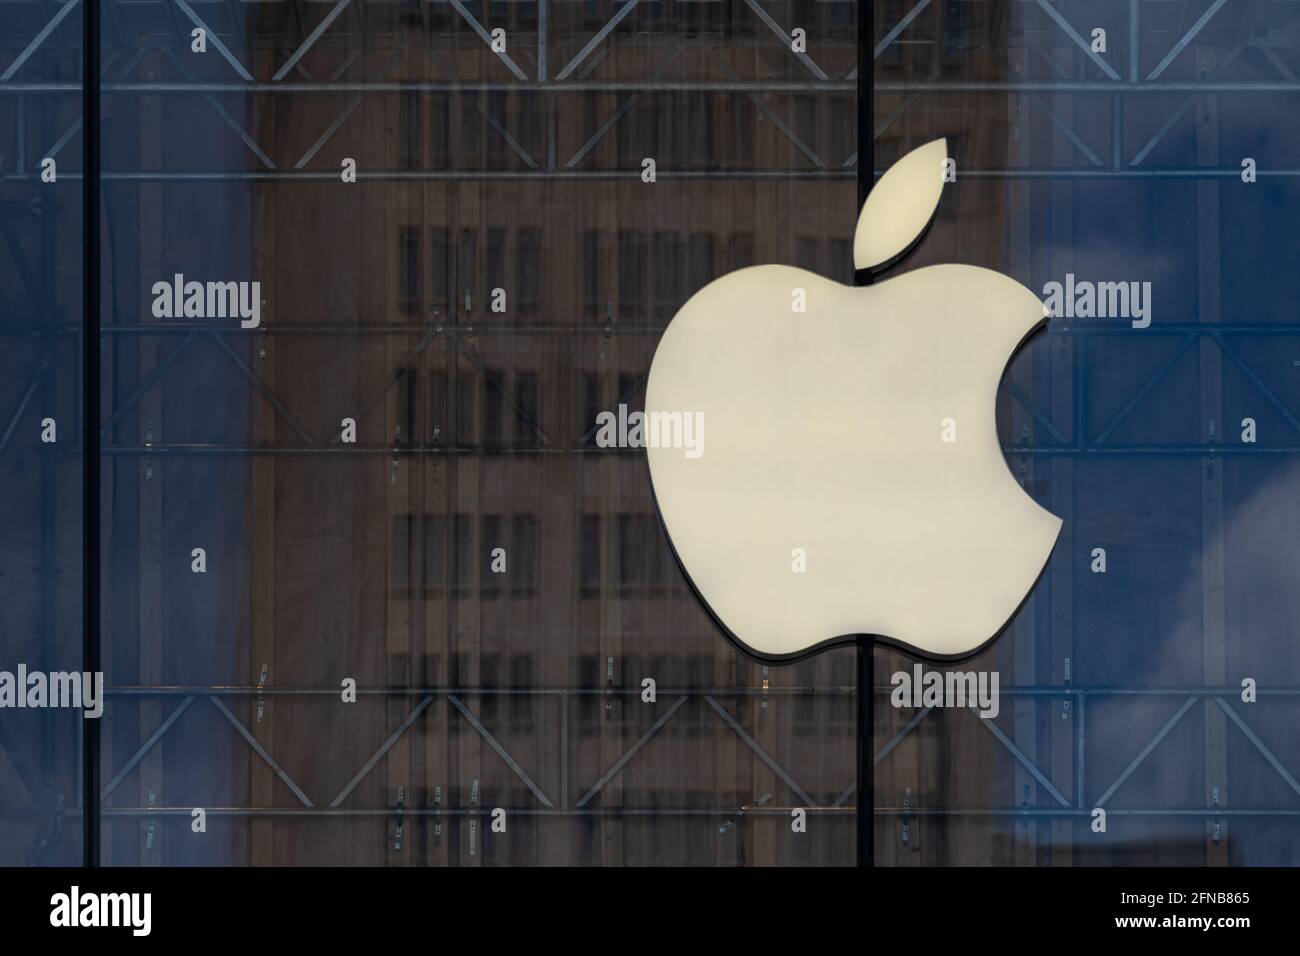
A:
84 683 1300 816
3 0 1299 863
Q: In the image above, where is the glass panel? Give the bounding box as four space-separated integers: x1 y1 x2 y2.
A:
88 0 857 865
0 0 85 866
875 0 1300 865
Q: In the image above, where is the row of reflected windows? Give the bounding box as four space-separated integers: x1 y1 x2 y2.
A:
395 92 855 170
393 366 736 448
390 653 855 734
390 366 654 446
397 226 854 316
390 512 675 593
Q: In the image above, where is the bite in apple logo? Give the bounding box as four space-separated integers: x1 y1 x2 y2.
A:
645 138 1062 662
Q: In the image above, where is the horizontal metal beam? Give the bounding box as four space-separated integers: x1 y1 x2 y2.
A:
7 81 852 93
11 81 1300 94
103 685 854 698
5 167 1292 182
78 806 1300 819
4 170 853 182
9 323 1300 338
97 685 1300 698
86 443 1300 457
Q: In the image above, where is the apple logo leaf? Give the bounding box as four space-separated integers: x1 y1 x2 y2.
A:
854 138 948 276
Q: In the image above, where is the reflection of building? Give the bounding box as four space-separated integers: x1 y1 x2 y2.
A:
240 2 865 866
230 0 1031 865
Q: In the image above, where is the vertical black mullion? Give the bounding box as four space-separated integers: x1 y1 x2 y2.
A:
83 0 102 869
855 0 875 870
857 0 874 216
857 640 874 866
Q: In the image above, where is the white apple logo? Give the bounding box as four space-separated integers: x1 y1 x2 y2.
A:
645 139 1062 661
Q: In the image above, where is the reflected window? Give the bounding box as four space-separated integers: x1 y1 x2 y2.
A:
617 230 643 316
481 514 502 599
579 514 601 597
511 515 539 595
400 90 421 168
517 227 543 314
581 230 602 315
399 227 421 311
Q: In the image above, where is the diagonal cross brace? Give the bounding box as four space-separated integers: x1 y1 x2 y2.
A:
101 697 195 800
451 331 552 446
1005 378 1069 445
576 695 689 807
330 326 436 444
101 333 198 439
1093 335 1196 446
832 705 933 806
0 359 50 462
295 50 403 169
447 0 528 81
743 0 828 81
1093 696 1198 808
273 0 352 82
474 95 538 169
163 49 274 168
875 0 931 60
1215 698 1300 799
985 44 1103 166
1033 0 1120 81
40 48 147 164
1 0 81 82
556 0 642 81
579 370 646 446
1214 333 1300 436
330 696 433 807
566 48 685 168
207 332 315 444
1148 0 1230 80
705 695 815 806
449 694 554 807
710 49 825 167
1130 46 1244 166
172 0 253 81
972 705 1071 807
209 695 316 807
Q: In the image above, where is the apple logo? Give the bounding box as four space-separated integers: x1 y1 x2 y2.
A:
644 138 1062 661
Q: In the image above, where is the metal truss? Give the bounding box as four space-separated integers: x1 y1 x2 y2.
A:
3 0 1300 179
86 684 1300 830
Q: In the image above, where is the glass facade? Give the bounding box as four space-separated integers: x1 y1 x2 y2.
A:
0 0 1298 865
0 0 84 865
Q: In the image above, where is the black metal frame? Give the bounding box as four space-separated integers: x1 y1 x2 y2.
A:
83 0 102 869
